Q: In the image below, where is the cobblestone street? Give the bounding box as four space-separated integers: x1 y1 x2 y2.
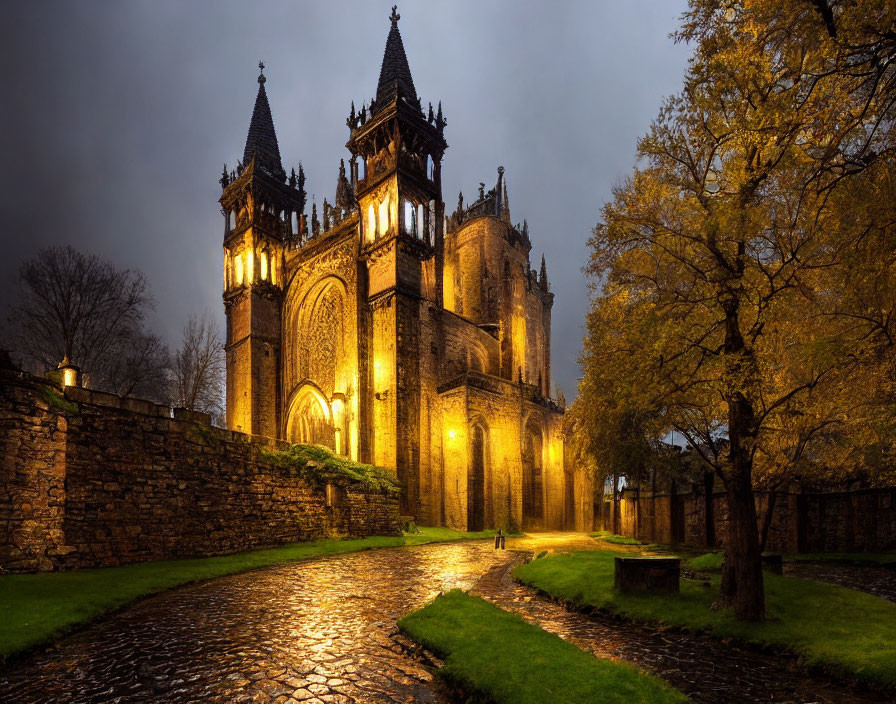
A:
1 537 892 703
1 542 507 703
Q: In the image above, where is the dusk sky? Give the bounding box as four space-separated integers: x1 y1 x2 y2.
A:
0 0 690 400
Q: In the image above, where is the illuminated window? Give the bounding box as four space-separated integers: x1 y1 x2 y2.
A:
260 251 268 281
404 200 416 236
367 204 376 242
234 254 244 285
378 196 390 236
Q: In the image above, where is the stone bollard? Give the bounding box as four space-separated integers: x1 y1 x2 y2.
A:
761 553 783 575
614 557 681 594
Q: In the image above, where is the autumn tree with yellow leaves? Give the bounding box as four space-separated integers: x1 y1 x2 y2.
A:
581 0 896 620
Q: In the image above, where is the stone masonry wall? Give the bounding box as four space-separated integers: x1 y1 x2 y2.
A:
0 371 400 573
599 488 896 553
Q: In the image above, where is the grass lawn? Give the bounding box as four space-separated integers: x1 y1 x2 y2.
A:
398 589 689 704
515 550 896 693
0 526 498 660
589 531 643 546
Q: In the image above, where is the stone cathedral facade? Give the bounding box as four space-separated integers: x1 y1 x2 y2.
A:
220 9 587 530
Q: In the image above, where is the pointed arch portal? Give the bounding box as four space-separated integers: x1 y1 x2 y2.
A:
285 382 334 449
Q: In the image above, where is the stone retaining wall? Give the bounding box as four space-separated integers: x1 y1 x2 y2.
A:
599 486 896 553
0 372 401 572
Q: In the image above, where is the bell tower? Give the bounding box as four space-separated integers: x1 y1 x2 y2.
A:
347 6 447 513
221 63 305 437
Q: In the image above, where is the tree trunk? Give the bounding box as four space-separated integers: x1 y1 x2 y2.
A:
612 472 620 535
720 294 766 621
703 470 715 547
759 489 778 553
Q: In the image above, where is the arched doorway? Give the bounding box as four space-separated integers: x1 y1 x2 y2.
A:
468 424 487 531
285 383 334 448
522 420 544 527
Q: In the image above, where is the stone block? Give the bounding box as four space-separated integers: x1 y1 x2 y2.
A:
87 390 122 408
122 397 154 416
614 557 680 594
761 553 783 574
173 408 212 426
63 386 93 404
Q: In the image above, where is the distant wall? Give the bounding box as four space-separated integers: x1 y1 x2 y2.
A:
0 372 400 573
597 487 896 553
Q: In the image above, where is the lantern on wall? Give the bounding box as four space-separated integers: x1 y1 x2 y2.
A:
57 356 81 388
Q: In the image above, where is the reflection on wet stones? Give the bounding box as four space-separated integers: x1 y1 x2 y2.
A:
471 554 885 704
784 561 896 603
2 540 891 704
0 543 507 703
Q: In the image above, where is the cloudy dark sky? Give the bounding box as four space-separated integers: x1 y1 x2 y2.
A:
0 0 690 400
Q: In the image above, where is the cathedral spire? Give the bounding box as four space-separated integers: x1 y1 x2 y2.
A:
540 254 548 289
243 61 285 180
373 5 417 114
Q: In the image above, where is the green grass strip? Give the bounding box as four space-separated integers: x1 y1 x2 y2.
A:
0 526 498 660
589 531 643 545
399 590 689 704
515 550 896 693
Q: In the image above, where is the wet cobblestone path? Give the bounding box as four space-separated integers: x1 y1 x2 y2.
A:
1 542 507 704
2 537 892 703
784 561 896 603
472 552 888 704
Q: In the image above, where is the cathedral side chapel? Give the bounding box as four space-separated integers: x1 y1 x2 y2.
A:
220 8 587 530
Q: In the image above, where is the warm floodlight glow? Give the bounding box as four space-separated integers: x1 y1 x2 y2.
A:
234 254 243 285
247 250 254 283
448 429 457 440
260 251 268 281
378 196 390 236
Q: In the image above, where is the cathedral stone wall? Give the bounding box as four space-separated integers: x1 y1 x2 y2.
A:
0 372 400 573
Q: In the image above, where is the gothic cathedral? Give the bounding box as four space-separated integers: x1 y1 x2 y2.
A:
220 9 583 531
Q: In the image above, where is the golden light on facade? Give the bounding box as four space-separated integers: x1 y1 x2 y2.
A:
331 392 346 455
260 251 268 281
235 253 244 285
448 428 457 440
247 250 255 283
378 196 390 236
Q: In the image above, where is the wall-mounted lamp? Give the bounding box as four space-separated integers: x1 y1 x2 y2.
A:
57 356 81 388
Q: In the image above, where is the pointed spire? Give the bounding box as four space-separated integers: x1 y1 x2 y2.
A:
373 5 417 113
311 199 319 235
435 101 446 134
540 254 548 288
243 61 285 180
495 166 505 216
335 158 355 214
502 175 510 222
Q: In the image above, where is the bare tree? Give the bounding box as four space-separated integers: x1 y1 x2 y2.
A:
172 311 224 421
8 245 170 402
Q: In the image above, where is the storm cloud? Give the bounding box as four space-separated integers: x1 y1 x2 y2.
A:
0 0 690 399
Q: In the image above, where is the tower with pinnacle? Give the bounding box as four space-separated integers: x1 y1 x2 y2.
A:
220 9 578 531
